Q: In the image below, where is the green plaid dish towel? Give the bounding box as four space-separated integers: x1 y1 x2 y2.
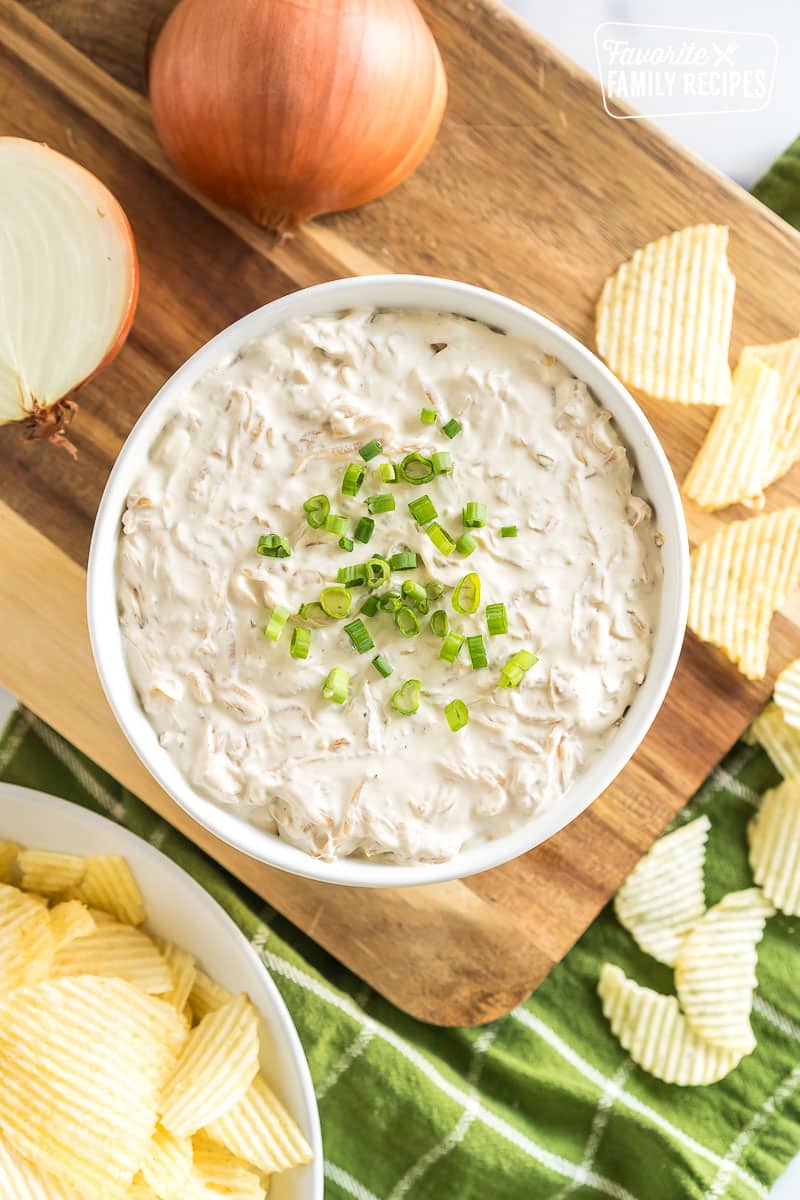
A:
3 139 800 1200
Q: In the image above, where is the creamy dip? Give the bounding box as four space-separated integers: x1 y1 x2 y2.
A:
118 308 663 865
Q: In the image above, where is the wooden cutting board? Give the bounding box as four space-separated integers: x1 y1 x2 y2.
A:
2 0 800 1027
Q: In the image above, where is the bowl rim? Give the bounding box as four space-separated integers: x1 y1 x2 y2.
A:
0 779 323 1198
88 273 689 888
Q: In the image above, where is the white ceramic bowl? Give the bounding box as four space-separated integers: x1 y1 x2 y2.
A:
88 275 689 888
0 782 323 1200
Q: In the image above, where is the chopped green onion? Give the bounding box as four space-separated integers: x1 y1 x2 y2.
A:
379 462 399 483
296 602 332 628
463 502 487 528
467 634 488 670
395 605 421 638
354 517 375 544
366 493 396 515
390 551 418 571
325 513 348 536
498 649 539 688
264 606 289 641
456 533 477 557
341 463 366 497
401 580 427 605
337 564 367 587
425 580 446 600
322 667 350 705
319 585 352 619
303 494 330 529
440 630 464 664
257 533 291 558
290 627 310 659
444 698 469 732
365 557 391 590
443 418 462 439
372 654 394 678
452 572 481 615
430 609 449 638
400 452 435 484
408 495 438 525
500 525 518 538
431 451 453 474
426 523 456 556
344 618 374 654
338 536 354 552
359 439 382 461
360 595 380 617
415 596 430 615
420 407 437 424
486 602 508 636
391 678 421 716
378 589 403 612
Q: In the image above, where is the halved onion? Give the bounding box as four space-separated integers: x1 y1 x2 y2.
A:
0 138 139 454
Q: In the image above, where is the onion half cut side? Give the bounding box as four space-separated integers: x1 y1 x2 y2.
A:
0 138 139 455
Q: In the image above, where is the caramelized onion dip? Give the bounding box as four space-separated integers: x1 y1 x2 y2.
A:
117 308 663 864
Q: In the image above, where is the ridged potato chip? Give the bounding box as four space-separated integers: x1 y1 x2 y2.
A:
682 358 780 510
741 336 800 487
49 900 95 949
748 702 800 777
160 994 260 1137
0 976 183 1198
155 939 197 1015
596 224 735 406
773 658 800 730
614 816 710 966
749 778 800 915
688 507 800 679
0 1134 82 1200
205 1073 313 1175
192 1132 266 1200
126 1178 160 1200
0 884 54 995
17 850 86 897
0 843 18 884
140 1125 193 1199
189 968 236 1023
675 888 774 1053
598 963 744 1085
73 854 146 925
51 918 173 994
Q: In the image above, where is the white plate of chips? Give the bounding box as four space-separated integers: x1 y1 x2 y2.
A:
0 781 323 1199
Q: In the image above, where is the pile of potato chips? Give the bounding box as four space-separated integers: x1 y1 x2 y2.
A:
0 844 312 1199
597 224 800 680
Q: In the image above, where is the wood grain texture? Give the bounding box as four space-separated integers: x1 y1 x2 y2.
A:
1 0 800 1024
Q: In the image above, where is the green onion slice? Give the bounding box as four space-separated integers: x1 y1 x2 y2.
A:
456 533 477 557
485 602 508 636
440 630 464 664
452 572 481 615
444 698 469 732
341 463 366 497
395 605 420 638
443 417 462 439
360 594 380 617
408 495 438 525
338 536 354 552
430 609 449 638
366 493 396 515
379 462 399 483
365 557 392 590
498 649 539 688
401 580 426 605
319 586 352 620
372 654 394 678
337 564 367 587
463 501 487 528
391 678 421 716
420 407 437 424
467 634 488 670
322 667 350 705
415 596 430 615
431 451 453 474
400 452 435 484
290 627 311 659
378 589 403 612
303 494 330 529
426 523 456 556
359 439 382 462
389 551 418 571
354 517 375 544
425 579 446 600
344 618 374 654
500 525 518 538
296 601 333 628
257 533 291 558
325 513 348 536
264 606 289 641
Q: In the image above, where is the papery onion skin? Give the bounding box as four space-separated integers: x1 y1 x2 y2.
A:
149 0 447 233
